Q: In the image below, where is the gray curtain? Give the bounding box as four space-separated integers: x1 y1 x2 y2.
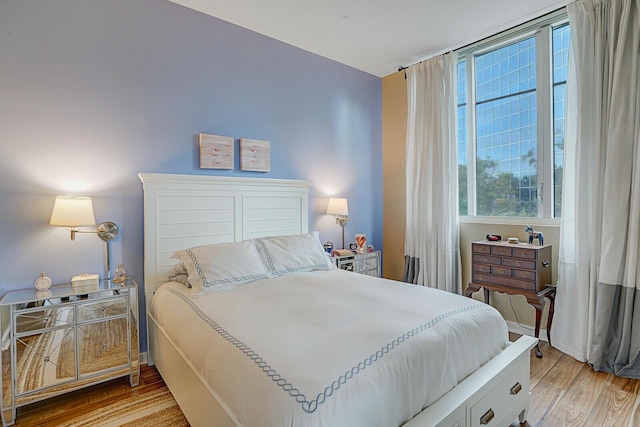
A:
591 286 640 376
554 0 640 378
403 256 420 284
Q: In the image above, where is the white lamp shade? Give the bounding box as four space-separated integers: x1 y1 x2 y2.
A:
49 196 96 227
327 198 349 216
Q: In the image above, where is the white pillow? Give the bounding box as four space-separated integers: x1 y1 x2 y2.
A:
253 233 335 277
171 240 270 296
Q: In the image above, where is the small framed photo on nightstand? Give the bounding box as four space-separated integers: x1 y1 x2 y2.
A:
355 234 367 254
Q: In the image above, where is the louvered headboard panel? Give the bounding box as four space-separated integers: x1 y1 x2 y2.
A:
138 173 312 292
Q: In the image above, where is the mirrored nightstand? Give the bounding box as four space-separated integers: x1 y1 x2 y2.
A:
334 251 381 277
0 279 139 426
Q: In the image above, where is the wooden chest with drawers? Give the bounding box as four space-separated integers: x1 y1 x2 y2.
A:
470 240 551 294
465 240 554 357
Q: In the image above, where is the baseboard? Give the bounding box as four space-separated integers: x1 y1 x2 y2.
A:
140 352 148 366
505 320 548 343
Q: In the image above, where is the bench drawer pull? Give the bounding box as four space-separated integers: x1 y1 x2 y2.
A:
480 408 495 425
510 382 522 395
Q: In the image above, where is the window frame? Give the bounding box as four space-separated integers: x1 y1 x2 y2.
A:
457 9 568 225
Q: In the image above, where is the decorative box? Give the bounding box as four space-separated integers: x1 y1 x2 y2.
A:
71 273 99 292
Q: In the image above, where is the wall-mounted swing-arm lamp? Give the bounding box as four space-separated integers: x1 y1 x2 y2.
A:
326 197 349 249
49 196 119 280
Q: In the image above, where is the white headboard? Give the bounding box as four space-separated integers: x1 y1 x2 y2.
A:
138 173 312 292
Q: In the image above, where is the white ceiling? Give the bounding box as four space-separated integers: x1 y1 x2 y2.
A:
170 0 570 78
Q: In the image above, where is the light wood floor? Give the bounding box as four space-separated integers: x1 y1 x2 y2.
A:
9 343 640 427
12 364 168 426
513 338 640 427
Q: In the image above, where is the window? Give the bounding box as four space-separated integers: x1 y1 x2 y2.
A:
457 12 569 218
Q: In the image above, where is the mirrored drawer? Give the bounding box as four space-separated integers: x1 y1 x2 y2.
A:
77 297 127 323
77 317 129 378
14 305 75 334
14 327 76 395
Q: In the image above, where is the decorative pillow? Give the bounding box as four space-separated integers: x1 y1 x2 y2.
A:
168 264 191 288
171 240 270 296
253 233 335 277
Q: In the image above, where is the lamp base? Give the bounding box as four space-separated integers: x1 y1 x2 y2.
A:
97 222 119 281
336 216 349 249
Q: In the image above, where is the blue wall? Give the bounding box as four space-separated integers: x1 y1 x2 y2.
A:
0 1 382 349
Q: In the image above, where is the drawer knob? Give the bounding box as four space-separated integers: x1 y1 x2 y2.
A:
542 260 550 268
510 382 522 395
480 408 495 425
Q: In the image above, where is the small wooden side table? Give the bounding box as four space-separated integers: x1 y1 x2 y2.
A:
465 240 554 358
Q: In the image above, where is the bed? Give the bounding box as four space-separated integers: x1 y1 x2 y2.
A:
138 173 537 427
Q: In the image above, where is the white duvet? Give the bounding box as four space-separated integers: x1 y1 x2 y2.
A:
151 269 508 427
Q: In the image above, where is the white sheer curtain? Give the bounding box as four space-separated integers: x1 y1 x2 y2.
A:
403 53 461 293
554 0 640 377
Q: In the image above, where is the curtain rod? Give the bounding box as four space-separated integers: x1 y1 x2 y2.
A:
397 6 567 74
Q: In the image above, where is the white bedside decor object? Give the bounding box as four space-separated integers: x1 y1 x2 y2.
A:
71 273 100 293
34 273 52 290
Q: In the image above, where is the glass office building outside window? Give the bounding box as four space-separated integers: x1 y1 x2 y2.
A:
552 23 570 217
457 60 468 215
457 11 569 218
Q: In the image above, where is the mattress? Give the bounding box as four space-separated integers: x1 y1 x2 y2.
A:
151 269 508 427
